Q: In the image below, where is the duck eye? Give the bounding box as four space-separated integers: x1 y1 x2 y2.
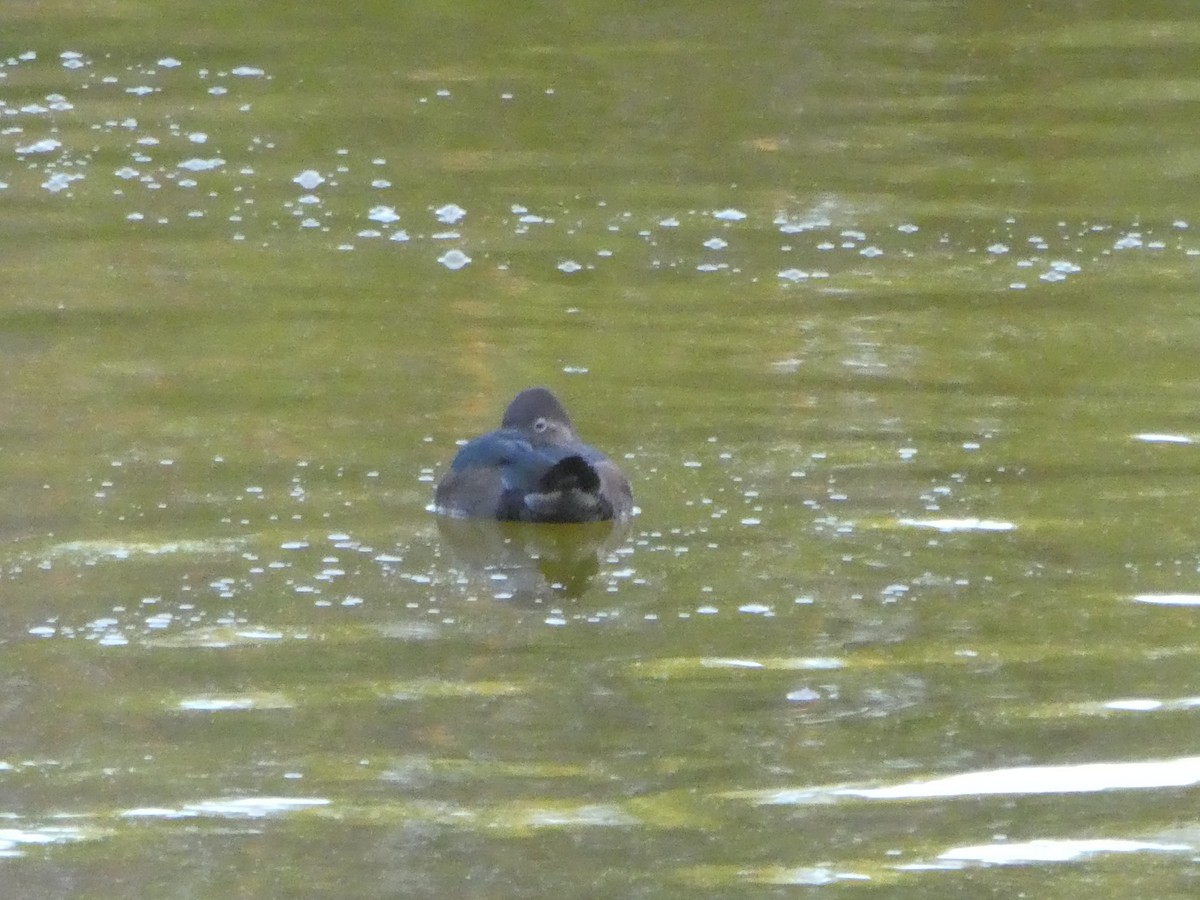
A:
533 417 549 433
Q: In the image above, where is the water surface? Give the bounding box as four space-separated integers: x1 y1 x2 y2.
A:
4 2 1200 897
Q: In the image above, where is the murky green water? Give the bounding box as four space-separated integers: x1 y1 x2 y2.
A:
5 1 1200 896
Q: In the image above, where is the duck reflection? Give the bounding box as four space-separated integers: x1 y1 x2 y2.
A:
436 515 628 603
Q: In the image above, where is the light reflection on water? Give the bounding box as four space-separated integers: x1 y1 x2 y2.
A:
935 838 1194 867
122 797 330 820
742 755 1200 805
0 827 97 859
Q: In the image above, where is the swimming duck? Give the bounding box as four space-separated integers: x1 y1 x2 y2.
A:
434 387 633 523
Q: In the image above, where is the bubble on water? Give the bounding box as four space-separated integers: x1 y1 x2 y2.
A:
703 237 728 250
438 249 471 270
293 169 324 189
713 208 746 221
187 132 207 143
368 205 399 223
60 51 86 69
231 66 265 77
778 268 810 282
776 213 832 233
15 138 61 154
178 157 224 171
557 260 582 273
126 86 155 96
738 603 772 615
787 687 822 702
435 203 466 224
389 230 410 243
158 57 181 68
42 172 83 193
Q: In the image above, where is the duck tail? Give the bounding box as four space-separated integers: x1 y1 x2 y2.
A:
538 455 601 495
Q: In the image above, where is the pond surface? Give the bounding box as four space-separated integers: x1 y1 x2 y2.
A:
5 1 1200 896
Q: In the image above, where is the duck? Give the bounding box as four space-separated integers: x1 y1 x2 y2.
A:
434 387 633 523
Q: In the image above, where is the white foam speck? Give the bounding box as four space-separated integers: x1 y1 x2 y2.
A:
368 205 400 224
434 203 466 224
178 158 225 172
293 170 324 190
16 138 61 154
437 249 471 270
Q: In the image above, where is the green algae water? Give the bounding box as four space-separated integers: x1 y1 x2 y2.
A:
4 1 1200 896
